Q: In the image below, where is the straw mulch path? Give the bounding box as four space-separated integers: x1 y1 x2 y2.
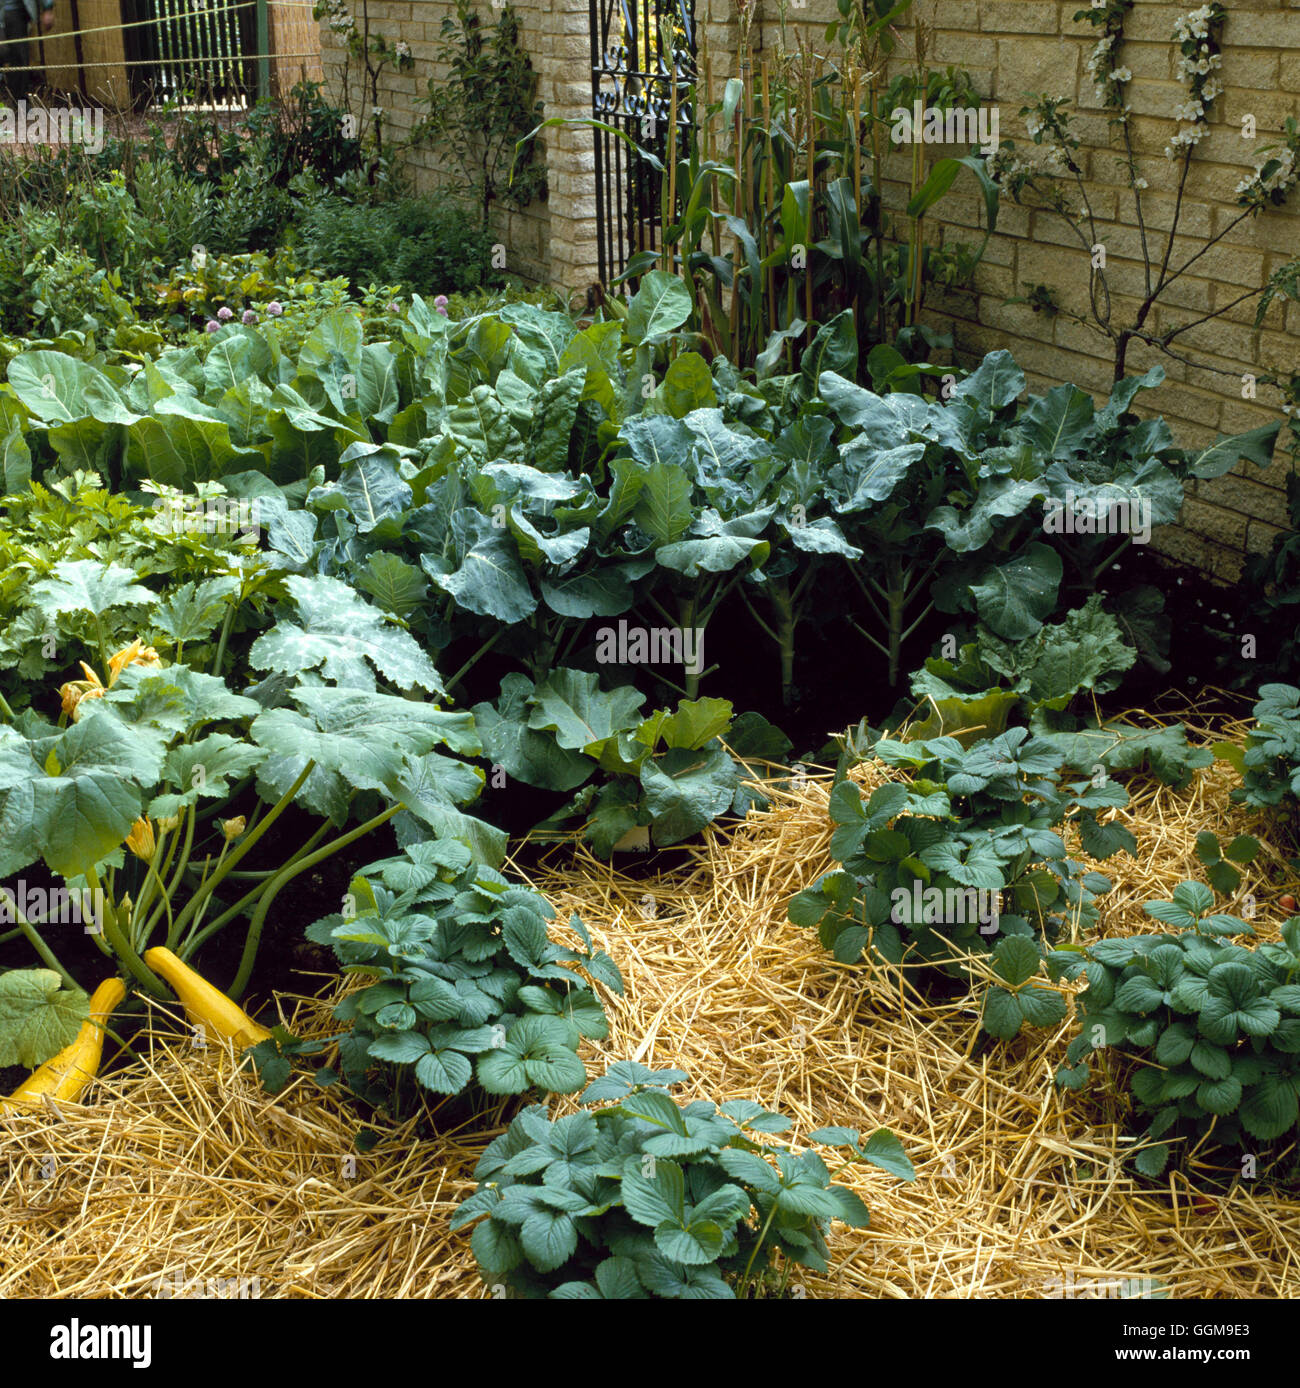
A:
3 707 1298 1298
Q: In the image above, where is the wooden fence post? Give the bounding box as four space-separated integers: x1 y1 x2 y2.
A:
256 0 269 101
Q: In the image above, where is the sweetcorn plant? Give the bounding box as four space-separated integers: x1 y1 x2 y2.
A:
305 841 623 1111
451 1062 914 1299
1052 884 1300 1177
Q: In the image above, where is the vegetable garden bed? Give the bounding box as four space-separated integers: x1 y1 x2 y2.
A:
4 708 1297 1299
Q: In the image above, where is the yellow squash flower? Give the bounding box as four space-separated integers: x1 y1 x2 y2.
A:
57 640 162 723
58 662 105 720
125 817 157 860
107 640 162 685
221 816 247 842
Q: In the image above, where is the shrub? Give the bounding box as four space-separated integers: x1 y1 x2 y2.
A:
451 1062 914 1298
1053 885 1300 1178
293 194 498 297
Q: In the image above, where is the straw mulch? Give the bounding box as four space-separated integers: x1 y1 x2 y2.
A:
3 701 1298 1299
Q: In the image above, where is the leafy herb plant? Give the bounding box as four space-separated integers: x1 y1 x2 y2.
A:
451 1061 914 1298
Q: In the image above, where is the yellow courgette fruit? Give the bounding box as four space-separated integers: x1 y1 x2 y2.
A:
143 947 273 1048
2 977 127 1113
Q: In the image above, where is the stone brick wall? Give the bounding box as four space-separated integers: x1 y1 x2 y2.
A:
884 0 1300 582
319 0 602 297
317 0 750 297
318 0 1299 581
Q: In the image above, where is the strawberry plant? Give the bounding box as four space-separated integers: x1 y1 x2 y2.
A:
789 726 1128 1036
1052 885 1300 1178
451 1062 914 1298
304 840 622 1111
1220 683 1300 817
1193 831 1259 899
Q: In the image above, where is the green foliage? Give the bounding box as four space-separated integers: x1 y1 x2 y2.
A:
542 1 994 378
475 676 789 852
982 935 1069 1041
1229 684 1300 816
245 1025 340 1094
1052 893 1300 1177
305 840 622 1112
2 282 1221 864
451 1063 913 1298
294 195 499 298
909 596 1136 735
1194 831 1260 899
0 969 89 1068
0 478 266 710
1029 717 1214 793
413 0 546 229
0 553 490 1031
0 84 366 350
789 726 1125 1034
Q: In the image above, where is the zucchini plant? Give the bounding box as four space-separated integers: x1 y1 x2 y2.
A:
451 1061 914 1299
0 562 492 1069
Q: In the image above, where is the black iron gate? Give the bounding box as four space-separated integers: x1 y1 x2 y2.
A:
589 0 695 288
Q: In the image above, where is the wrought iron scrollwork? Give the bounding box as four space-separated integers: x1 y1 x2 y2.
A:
589 0 696 286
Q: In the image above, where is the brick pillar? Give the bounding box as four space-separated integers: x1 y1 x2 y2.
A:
533 0 602 296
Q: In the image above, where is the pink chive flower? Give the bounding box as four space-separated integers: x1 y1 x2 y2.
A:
242 309 258 324
266 301 283 316
434 294 449 317
216 305 234 321
205 320 220 333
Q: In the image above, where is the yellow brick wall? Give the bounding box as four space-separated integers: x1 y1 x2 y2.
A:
318 0 1299 579
320 0 581 295
882 0 1299 581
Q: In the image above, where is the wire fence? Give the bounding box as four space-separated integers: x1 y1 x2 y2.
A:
0 0 322 106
